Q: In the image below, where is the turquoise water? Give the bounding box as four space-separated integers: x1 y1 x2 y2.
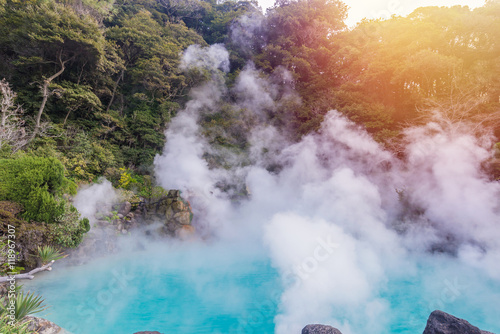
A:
25 243 281 334
25 244 500 334
380 255 500 334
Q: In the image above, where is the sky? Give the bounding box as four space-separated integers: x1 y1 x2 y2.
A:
256 0 486 27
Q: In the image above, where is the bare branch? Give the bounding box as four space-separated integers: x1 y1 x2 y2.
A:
0 79 31 152
0 261 55 283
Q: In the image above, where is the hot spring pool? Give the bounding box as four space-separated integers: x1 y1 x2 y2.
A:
25 242 280 334
25 241 500 334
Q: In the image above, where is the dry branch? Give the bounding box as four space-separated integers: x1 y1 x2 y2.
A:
0 261 55 283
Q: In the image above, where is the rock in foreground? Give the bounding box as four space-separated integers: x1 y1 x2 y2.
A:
25 316 63 334
302 324 343 334
423 310 495 334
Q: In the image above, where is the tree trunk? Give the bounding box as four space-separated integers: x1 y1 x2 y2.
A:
62 108 72 127
0 79 15 128
106 68 125 112
31 51 72 140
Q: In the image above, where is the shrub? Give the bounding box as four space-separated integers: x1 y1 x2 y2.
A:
22 186 65 224
0 314 30 334
37 245 65 265
0 156 89 249
0 291 48 320
0 156 70 223
80 217 90 233
59 132 118 182
49 202 89 248
118 167 136 189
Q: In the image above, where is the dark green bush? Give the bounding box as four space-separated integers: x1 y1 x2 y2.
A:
47 201 89 248
0 156 69 223
80 217 90 233
23 186 65 224
0 156 88 248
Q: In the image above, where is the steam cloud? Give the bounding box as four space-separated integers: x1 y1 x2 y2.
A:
230 13 264 56
153 43 500 334
180 44 230 73
73 179 118 228
64 42 499 333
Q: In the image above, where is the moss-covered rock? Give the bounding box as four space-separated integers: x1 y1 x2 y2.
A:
140 190 194 237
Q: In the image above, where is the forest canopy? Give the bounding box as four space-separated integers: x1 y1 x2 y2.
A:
1 0 498 166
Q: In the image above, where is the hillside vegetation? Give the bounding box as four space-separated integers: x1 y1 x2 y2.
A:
0 0 499 255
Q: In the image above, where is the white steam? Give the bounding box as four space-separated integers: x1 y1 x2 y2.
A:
234 65 276 121
73 179 118 227
180 44 230 73
17 39 483 334
153 43 500 333
230 13 264 56
403 120 499 244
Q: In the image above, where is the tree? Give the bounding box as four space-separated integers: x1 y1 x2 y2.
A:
0 1 107 138
54 82 102 126
0 79 30 152
107 9 205 103
309 2 500 144
158 0 203 21
252 0 348 136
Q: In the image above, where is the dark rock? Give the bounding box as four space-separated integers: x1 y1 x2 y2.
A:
423 310 495 334
168 189 180 197
302 324 343 334
119 201 132 215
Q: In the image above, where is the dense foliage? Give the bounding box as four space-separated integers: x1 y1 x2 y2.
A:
0 0 499 255
0 156 69 223
1 0 497 159
0 156 88 250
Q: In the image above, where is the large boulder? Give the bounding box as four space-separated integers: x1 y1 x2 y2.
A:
423 310 495 334
302 324 343 334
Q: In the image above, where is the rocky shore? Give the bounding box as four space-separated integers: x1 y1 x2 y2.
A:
23 309 498 333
